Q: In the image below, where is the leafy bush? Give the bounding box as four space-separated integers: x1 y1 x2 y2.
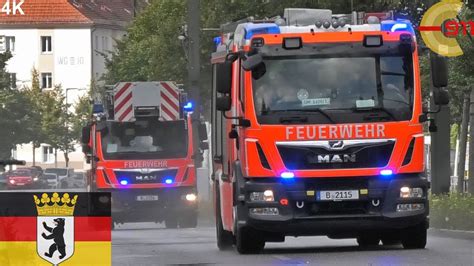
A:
430 193 474 231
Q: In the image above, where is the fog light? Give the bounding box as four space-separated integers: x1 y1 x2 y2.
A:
281 172 294 179
400 187 423 198
185 193 197 202
250 190 274 202
250 207 279 215
396 203 424 212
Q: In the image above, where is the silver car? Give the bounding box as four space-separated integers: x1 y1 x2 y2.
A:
44 173 59 189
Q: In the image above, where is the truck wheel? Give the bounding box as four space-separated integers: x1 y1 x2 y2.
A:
216 189 234 250
165 217 178 229
179 213 198 228
381 234 401 246
401 221 427 249
236 226 265 254
357 235 380 247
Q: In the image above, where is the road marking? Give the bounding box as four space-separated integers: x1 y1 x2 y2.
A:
273 255 292 261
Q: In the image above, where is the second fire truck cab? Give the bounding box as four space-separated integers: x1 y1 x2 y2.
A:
83 82 207 229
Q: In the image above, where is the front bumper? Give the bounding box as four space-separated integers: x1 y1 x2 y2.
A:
238 174 429 236
99 186 198 222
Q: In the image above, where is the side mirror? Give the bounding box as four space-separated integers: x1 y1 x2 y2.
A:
216 62 233 94
81 126 91 144
433 88 450 105
430 52 448 88
242 53 264 71
82 145 92 155
198 123 208 141
199 142 209 150
216 96 231 112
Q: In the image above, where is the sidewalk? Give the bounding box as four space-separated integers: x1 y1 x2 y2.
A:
429 228 474 240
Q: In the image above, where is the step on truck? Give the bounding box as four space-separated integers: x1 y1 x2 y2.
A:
82 82 208 229
210 8 449 253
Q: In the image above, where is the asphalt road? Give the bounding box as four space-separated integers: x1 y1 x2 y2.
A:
112 222 474 266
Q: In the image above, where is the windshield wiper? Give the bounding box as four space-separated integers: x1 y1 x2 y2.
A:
353 107 397 121
381 71 407 76
268 109 335 124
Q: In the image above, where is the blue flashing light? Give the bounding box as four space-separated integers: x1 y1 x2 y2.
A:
244 23 281 40
213 36 222 46
280 172 295 179
183 102 193 111
120 179 129 185
165 178 173 184
380 169 393 176
390 23 407 32
381 20 415 35
92 103 104 114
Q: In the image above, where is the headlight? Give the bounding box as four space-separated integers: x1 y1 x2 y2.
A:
185 193 197 202
9 179 15 184
33 177 39 181
400 187 423 198
250 190 274 202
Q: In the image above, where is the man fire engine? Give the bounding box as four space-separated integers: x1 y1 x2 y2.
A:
211 9 449 253
82 82 207 229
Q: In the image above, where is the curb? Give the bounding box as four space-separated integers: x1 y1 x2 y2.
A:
429 228 474 240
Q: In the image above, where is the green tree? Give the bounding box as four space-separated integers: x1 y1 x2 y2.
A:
24 69 47 165
0 53 40 160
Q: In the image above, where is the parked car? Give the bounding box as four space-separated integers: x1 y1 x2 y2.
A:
44 173 59 189
44 168 74 187
6 168 47 189
61 172 86 188
0 172 7 190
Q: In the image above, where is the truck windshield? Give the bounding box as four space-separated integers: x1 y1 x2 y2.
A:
253 55 413 124
101 120 188 160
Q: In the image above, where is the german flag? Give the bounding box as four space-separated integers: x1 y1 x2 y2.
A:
0 192 111 266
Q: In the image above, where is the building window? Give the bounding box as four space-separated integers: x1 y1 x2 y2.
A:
95 35 99 52
42 146 54 163
8 73 16 89
41 36 52 53
5 36 15 52
41 73 52 89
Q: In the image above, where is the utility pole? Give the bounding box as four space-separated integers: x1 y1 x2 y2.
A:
468 88 474 193
429 54 451 195
187 0 202 166
456 92 470 193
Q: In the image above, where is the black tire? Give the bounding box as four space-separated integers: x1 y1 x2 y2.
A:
165 217 178 229
216 185 234 250
179 213 198 228
401 221 427 249
236 226 265 254
357 235 380 247
381 235 401 246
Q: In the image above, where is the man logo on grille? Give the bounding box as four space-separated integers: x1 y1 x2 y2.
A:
328 140 344 150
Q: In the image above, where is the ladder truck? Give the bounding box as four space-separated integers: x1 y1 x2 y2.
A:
82 82 208 229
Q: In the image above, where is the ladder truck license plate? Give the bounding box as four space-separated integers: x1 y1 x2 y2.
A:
136 195 159 201
317 190 359 201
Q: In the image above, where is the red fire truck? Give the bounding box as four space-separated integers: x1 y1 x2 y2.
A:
210 9 448 253
82 82 207 229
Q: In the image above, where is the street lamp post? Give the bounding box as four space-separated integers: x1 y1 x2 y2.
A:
64 88 86 167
